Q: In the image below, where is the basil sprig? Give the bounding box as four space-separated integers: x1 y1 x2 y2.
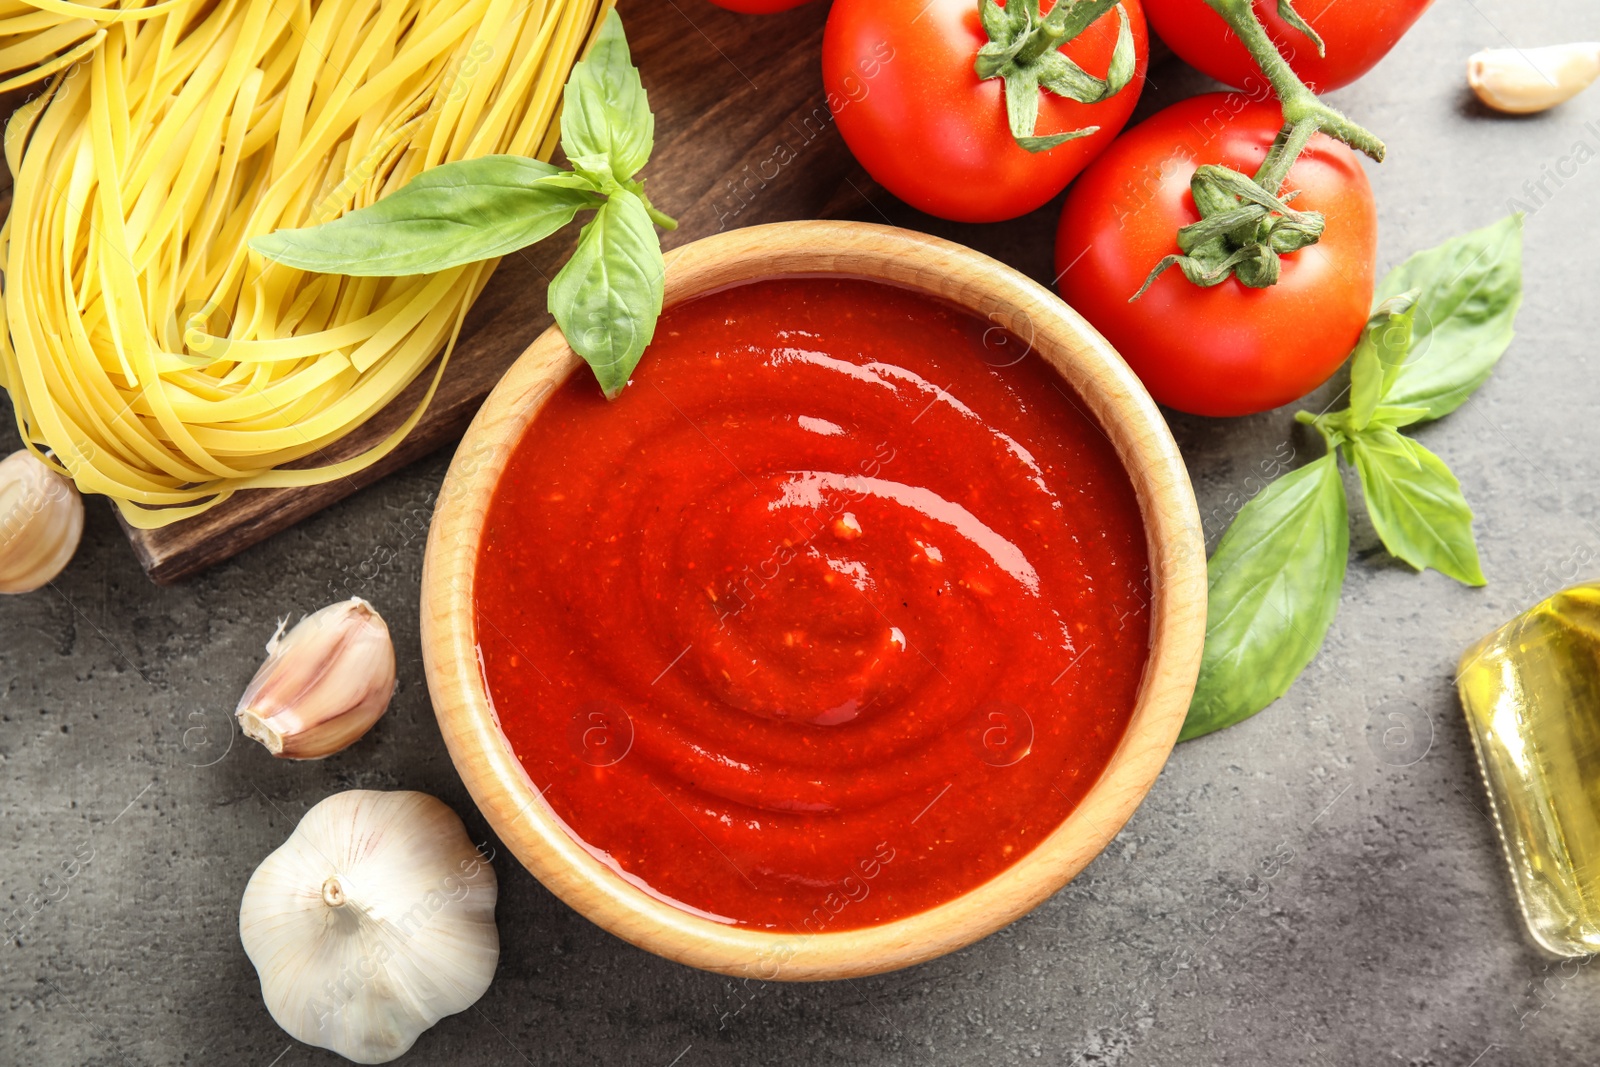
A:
1183 215 1523 741
250 11 673 399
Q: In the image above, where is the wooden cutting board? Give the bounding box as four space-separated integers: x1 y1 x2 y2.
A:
82 0 876 582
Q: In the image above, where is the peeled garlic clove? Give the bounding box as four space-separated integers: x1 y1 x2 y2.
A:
1469 42 1600 114
0 449 84 594
240 790 499 1064
236 598 396 759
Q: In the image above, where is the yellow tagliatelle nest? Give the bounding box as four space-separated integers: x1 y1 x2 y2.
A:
0 0 139 95
0 0 610 527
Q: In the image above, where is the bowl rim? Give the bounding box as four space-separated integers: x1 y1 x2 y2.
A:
420 219 1206 981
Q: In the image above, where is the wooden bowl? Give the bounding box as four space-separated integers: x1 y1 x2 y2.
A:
421 220 1206 981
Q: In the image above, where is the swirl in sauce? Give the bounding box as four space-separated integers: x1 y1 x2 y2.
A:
476 277 1150 930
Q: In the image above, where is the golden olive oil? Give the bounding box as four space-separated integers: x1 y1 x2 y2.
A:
1458 582 1600 956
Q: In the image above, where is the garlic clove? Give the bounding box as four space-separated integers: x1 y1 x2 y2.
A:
236 598 396 759
239 790 499 1064
1468 42 1600 114
0 449 84 594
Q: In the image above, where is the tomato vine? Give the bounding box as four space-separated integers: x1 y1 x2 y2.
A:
1136 0 1387 295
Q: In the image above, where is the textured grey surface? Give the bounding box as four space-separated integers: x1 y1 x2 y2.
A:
4 1 1599 1064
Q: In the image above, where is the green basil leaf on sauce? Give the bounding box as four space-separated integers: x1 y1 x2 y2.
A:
1351 428 1486 587
561 9 654 184
1347 290 1418 432
249 156 603 276
1182 453 1349 742
549 189 663 400
1375 214 1523 421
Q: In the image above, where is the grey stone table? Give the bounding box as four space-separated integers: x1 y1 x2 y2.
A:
5 2 1597 1064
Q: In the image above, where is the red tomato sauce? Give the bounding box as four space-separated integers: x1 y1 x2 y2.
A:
475 277 1151 931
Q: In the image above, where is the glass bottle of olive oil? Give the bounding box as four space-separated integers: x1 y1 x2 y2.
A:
1458 582 1600 957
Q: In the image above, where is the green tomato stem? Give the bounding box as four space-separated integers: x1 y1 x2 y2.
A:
978 0 1130 152
1134 0 1385 296
1201 0 1385 166
1016 0 1116 65
1015 10 1069 65
1252 117 1319 193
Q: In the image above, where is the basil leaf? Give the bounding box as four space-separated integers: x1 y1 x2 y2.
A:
1183 453 1350 741
549 189 662 400
538 171 610 193
250 157 602 276
1347 290 1418 431
1368 404 1431 430
561 9 654 185
1375 214 1523 421
1351 428 1486 586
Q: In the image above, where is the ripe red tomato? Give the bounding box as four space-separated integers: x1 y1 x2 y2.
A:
823 0 1149 223
706 0 818 11
1055 93 1376 418
1144 0 1434 92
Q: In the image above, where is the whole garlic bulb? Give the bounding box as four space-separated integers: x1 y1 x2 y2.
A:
0 449 84 594
236 598 396 759
240 791 500 1064
1469 42 1600 114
